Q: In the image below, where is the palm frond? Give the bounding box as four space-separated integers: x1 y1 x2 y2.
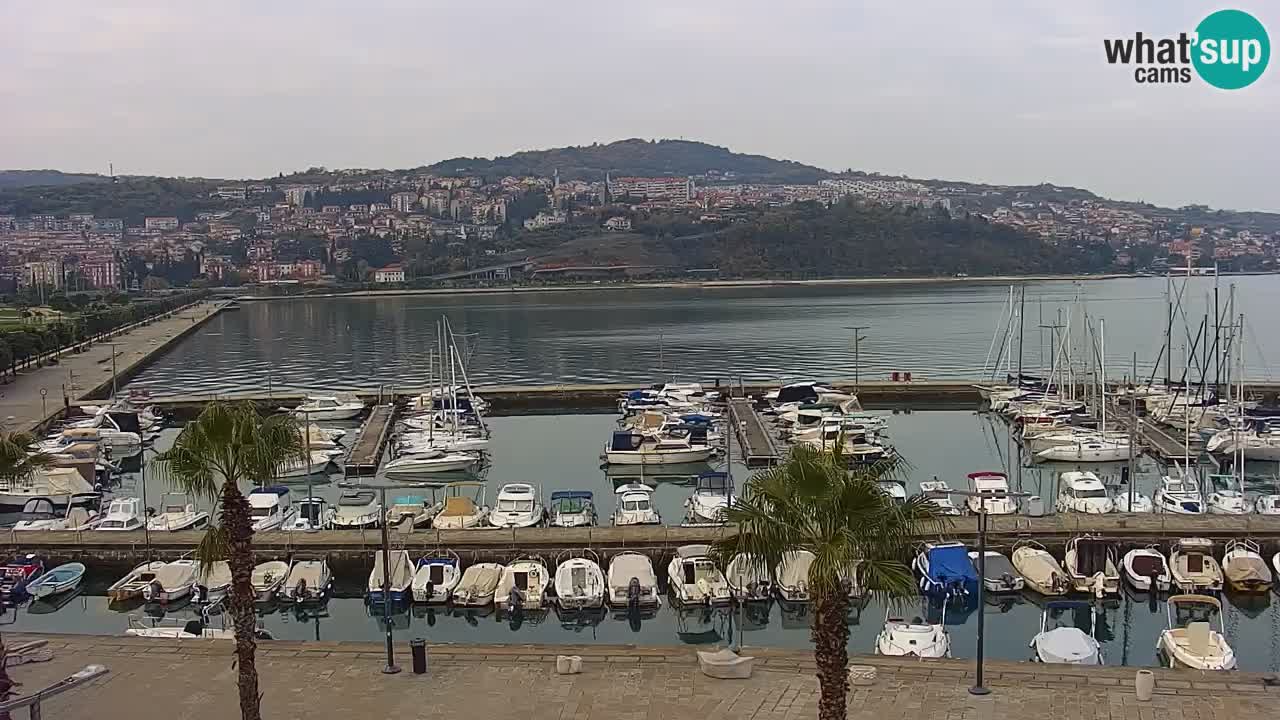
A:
0 431 53 482
195 525 230 578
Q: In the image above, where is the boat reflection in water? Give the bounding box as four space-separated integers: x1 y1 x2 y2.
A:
555 605 608 634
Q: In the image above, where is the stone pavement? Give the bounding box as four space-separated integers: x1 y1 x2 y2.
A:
0 301 224 430
4 634 1278 719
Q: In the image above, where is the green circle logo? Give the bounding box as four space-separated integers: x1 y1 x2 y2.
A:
1193 9 1270 89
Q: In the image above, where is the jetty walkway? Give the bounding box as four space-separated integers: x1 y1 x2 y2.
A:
6 633 1276 719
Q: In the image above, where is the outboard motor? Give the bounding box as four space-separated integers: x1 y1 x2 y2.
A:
294 578 308 604
147 579 164 602
627 577 642 612
422 581 435 603
999 572 1016 591
194 584 209 604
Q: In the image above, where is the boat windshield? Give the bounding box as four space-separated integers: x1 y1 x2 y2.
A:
100 520 125 529
554 498 586 513
498 499 534 513
250 507 273 518
623 499 650 511
1074 489 1108 499
299 504 320 522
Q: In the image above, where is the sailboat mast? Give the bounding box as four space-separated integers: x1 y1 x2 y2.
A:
1165 273 1173 386
1099 319 1106 433
427 347 435 442
1016 285 1026 383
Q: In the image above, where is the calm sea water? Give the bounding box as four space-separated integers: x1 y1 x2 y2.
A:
125 276 1280 395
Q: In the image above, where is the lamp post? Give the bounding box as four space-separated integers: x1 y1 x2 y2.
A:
378 486 400 674
845 326 870 391
946 487 1029 696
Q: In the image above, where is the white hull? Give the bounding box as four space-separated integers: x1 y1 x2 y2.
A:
385 455 478 474
604 448 714 465
1036 444 1130 463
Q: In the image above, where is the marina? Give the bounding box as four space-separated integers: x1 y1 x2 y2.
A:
342 403 397 477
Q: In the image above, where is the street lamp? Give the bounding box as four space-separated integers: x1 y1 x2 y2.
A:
844 326 869 391
944 487 1030 696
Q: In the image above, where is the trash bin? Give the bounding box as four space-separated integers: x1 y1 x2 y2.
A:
410 638 427 674
1023 495 1045 517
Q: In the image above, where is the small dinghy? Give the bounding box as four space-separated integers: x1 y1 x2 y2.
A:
917 480 961 515
1012 541 1070 596
28 562 86 599
1158 594 1236 670
1064 535 1120 598
725 553 772 602
367 550 413 604
553 552 606 610
142 559 198 604
1122 546 1171 592
1031 600 1101 665
968 550 1024 593
107 561 166 602
452 563 504 607
666 544 731 605
775 550 816 602
192 561 232 605
280 554 331 603
412 552 462 603
495 557 551 611
1222 539 1273 593
1170 538 1223 593
914 541 978 602
251 560 291 602
875 608 950 658
606 552 660 609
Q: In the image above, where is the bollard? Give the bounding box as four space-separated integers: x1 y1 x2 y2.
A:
410 638 427 674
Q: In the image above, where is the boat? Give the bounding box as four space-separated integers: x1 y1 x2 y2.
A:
876 480 907 505
93 497 143 532
603 431 714 465
452 562 504 607
1055 472 1114 514
548 490 597 528
430 482 489 530
141 558 198 603
191 561 232 604
39 425 141 458
775 550 816 602
107 560 166 602
248 486 295 531
126 609 274 641
1012 541 1070 596
1221 539 1273 593
331 489 381 529
725 553 772 602
666 544 731 605
275 450 337 479
284 497 335 531
684 471 734 525
1255 494 1280 515
1169 538 1224 593
1113 489 1154 513
26 561 84 599
0 466 99 512
494 557 551 610
292 394 364 421
1154 474 1204 515
606 552 660 609
917 480 962 515
1205 474 1248 515
367 550 413 604
146 493 210 532
412 552 462 603
384 449 480 476
914 541 978 602
875 608 950 658
0 554 44 602
965 471 1017 514
968 550 1024 593
1063 535 1120 597
612 483 660 526
1034 435 1131 463
280 554 331 603
1122 546 1171 592
1031 601 1101 664
250 560 291 602
385 495 435 530
1157 594 1236 670
13 499 100 531
488 483 544 529
554 553 607 610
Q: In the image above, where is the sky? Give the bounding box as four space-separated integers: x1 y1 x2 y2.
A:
1 1 1277 212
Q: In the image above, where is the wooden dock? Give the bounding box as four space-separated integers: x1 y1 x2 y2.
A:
344 404 396 477
727 398 780 466
1108 403 1197 462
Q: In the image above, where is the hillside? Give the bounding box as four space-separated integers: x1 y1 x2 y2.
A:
0 169 111 189
0 176 229 226
425 139 832 184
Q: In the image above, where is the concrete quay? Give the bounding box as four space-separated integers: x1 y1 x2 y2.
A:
5 632 1277 720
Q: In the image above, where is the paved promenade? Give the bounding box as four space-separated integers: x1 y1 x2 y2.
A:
0 301 223 431
5 634 1277 719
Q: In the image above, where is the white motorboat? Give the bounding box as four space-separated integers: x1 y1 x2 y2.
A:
367 550 413 604
1274 551 1280 581
384 449 480 475
412 552 462 603
684 472 734 525
1055 472 1114 514
494 557 551 610
1256 494 1280 515
126 612 270 641
40 425 141 458
1205 474 1248 515
1122 546 1171 592
917 480 961 515
1158 594 1236 670
548 490 597 527
331 489 381 529
146 493 210 532
876 610 950 658
248 486 295 532
141 558 198 603
968 550 1024 593
280 554 331 603
431 482 489 530
28 562 86 599
603 431 714 465
1031 601 1101 664
293 394 364 421
1222 539 1273 593
1113 489 1154 513
612 483 660 526
284 497 335 531
107 561 165 602
606 552 660 608
385 495 437 530
192 561 232 604
666 544 731 605
1154 474 1204 515
1169 538 1223 593
1206 427 1280 461
250 560 291 602
965 471 1017 514
452 563 504 607
1063 535 1119 597
95 497 145 530
276 450 337 479
1011 541 1070 596
1034 435 1130 463
13 499 100 531
877 480 907 505
300 423 346 451
0 466 98 512
725 553 772 602
554 554 607 610
488 483 545 529
775 550 816 602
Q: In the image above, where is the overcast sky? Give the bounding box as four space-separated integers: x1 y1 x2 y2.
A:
2 1 1276 211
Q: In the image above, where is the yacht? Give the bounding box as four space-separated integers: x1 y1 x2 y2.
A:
553 554 607 610
1154 475 1204 515
494 557 551 611
276 450 338 479
1034 435 1130 463
684 472 734 525
284 497 335 531
1122 546 1171 592
666 544 731 605
292 394 364 421
1055 472 1114 514
95 497 146 532
917 480 961 515
248 486 294 532
384 449 480 475
367 550 413 604
39 425 141 458
548 490 597 527
1031 601 1101 664
612 484 660 526
331 489 381 529
488 483 545 529
1063 535 1120 597
1205 474 1248 515
385 495 437 529
606 552 660 609
430 482 489 530
1169 538 1223 593
1158 595 1236 670
412 552 462 603
876 609 950 658
280 554 332 603
603 431 714 465
965 471 1017 514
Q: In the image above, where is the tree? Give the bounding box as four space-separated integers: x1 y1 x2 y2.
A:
0 341 10 380
713 445 945 720
0 430 52 484
154 402 304 720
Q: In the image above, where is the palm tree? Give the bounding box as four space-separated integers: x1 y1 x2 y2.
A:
0 429 52 484
713 445 947 720
154 402 303 720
